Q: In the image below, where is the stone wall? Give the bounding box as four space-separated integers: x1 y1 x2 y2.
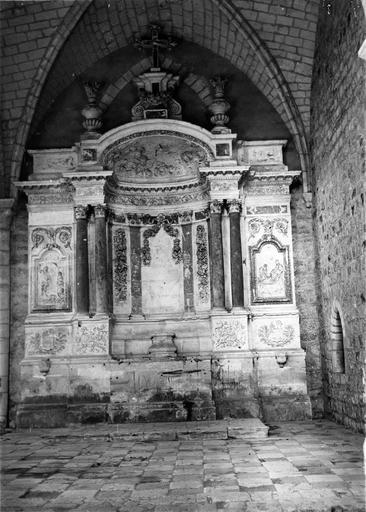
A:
310 1 366 432
291 184 324 418
8 205 28 426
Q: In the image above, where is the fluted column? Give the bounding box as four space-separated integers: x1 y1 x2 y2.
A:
209 201 225 308
94 204 108 314
222 207 232 312
229 199 244 307
74 205 89 314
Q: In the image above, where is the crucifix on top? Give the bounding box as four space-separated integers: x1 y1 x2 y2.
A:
134 25 177 71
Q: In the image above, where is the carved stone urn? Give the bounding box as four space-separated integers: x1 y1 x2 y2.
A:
81 81 103 139
209 76 231 133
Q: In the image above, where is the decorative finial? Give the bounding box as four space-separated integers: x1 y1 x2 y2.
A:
81 80 103 139
208 76 231 134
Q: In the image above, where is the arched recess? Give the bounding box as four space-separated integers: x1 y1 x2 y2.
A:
10 0 310 193
330 300 346 374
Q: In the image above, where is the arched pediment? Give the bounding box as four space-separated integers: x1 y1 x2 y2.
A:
98 120 215 187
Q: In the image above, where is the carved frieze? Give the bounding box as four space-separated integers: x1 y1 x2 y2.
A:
196 224 209 303
113 228 128 302
213 318 247 350
26 328 68 356
257 320 295 347
26 183 74 205
75 323 109 354
246 205 288 215
106 186 210 206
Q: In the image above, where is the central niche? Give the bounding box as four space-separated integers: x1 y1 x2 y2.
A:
103 134 208 184
141 227 184 315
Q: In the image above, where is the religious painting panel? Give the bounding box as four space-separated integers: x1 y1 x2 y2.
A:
250 240 292 303
30 226 72 312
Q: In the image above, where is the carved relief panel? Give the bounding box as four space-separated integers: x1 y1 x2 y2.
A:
30 226 72 312
193 222 211 310
250 240 292 303
112 226 131 314
246 212 293 305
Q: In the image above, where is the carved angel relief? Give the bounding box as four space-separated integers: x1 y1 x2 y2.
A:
30 226 72 311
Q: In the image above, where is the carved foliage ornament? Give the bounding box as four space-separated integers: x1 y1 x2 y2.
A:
76 324 109 354
213 320 246 350
258 320 294 347
196 224 209 303
113 229 128 302
248 217 289 241
27 329 67 355
31 226 72 250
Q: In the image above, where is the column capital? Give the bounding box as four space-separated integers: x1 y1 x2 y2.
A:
228 199 241 214
0 199 14 229
210 200 223 214
94 204 106 218
74 204 88 220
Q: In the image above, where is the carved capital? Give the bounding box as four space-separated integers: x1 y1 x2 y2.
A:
228 199 241 214
210 200 222 214
74 205 88 220
94 204 106 218
179 211 193 223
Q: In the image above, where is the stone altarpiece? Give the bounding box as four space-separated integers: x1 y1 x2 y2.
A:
16 62 311 426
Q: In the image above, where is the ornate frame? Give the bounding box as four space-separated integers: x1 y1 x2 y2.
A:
250 237 292 304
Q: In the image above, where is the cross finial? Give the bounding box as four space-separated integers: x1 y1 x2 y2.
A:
134 24 177 70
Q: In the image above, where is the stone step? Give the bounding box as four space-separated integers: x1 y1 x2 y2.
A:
13 418 268 441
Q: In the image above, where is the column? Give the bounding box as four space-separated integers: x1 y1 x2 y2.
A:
221 207 232 312
94 204 108 314
0 199 14 432
181 218 194 313
209 201 225 308
130 225 142 316
74 205 89 314
229 199 244 307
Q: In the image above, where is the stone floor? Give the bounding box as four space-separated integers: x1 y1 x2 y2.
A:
1 419 364 512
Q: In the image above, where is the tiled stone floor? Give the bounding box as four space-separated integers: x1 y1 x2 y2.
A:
1 419 364 511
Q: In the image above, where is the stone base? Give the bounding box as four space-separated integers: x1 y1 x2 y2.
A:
214 396 262 420
16 401 109 428
108 401 187 423
261 394 312 422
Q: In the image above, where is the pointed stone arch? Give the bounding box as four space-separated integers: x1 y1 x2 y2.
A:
10 0 311 193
